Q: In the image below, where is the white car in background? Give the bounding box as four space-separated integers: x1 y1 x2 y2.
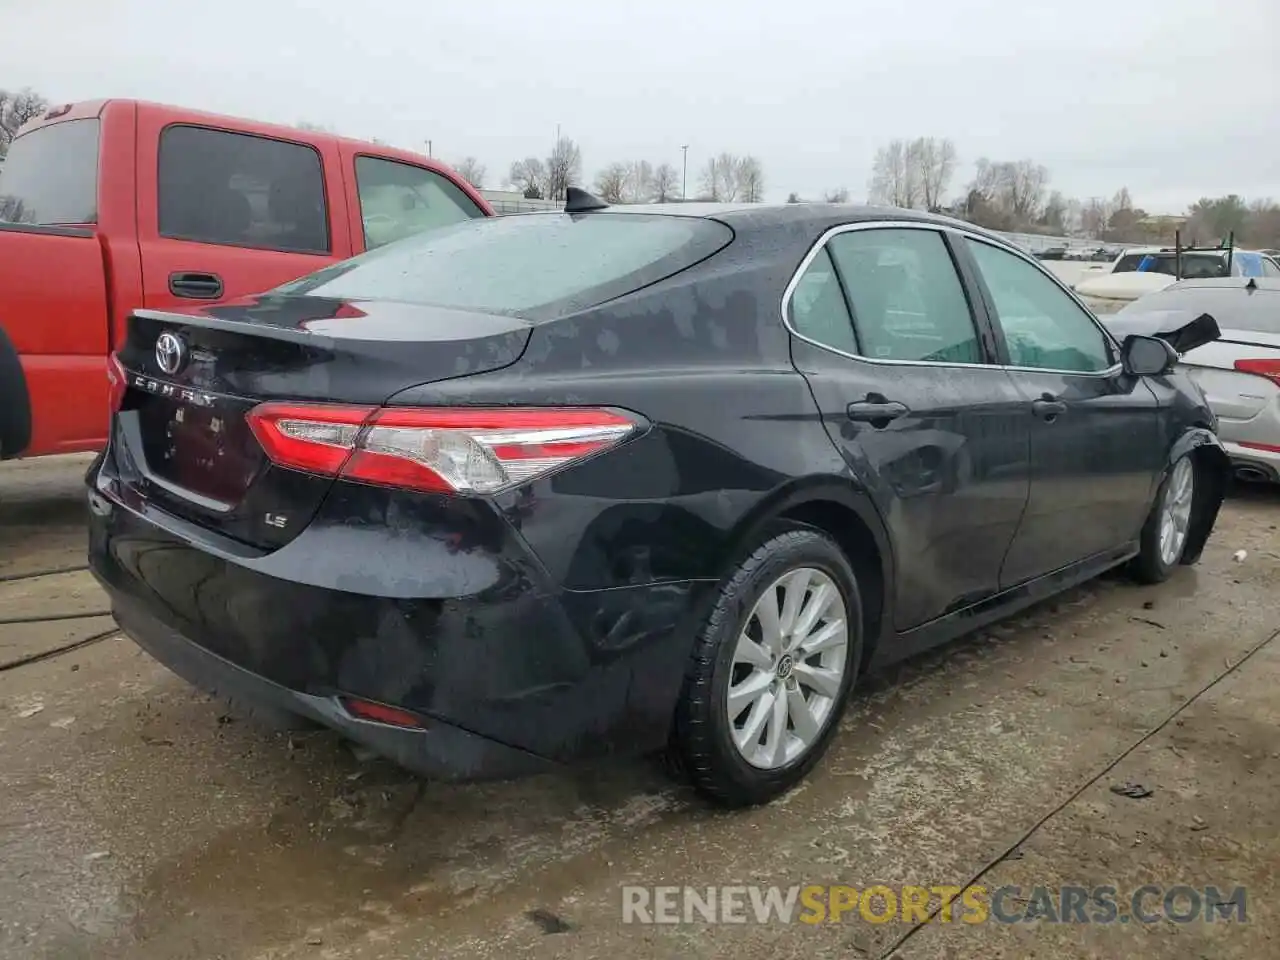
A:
1105 278 1280 484
1075 247 1280 314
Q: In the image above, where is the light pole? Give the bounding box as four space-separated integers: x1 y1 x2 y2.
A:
681 145 689 201
425 139 433 158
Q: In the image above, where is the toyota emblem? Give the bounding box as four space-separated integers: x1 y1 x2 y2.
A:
155 331 188 376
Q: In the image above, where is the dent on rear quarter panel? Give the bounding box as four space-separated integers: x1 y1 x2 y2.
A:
388 227 856 593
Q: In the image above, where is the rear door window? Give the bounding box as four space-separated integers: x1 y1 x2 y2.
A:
0 118 100 225
824 227 983 364
276 213 733 321
788 247 858 355
354 156 483 249
158 125 330 254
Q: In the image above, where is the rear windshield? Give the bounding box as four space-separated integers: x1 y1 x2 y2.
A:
1113 252 1227 279
275 212 734 321
1118 286 1280 334
0 119 100 225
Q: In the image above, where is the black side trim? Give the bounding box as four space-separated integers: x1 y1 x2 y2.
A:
0 220 94 239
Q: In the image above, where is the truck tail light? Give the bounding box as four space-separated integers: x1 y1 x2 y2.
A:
1234 358 1280 388
246 403 638 494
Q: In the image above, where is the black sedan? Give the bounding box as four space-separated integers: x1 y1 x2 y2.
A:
87 194 1229 807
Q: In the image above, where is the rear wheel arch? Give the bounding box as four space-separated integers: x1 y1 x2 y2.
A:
720 479 892 666
0 323 32 459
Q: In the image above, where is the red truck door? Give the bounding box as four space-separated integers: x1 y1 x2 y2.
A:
0 114 112 456
134 109 354 310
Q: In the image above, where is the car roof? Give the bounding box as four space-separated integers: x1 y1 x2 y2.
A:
1167 277 1280 293
552 202 1016 244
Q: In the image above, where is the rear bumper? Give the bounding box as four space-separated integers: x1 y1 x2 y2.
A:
87 468 712 775
1222 439 1280 482
108 590 555 780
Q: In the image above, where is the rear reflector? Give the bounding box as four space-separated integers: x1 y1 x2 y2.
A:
1234 358 1280 388
1240 441 1280 454
339 696 427 729
246 403 638 494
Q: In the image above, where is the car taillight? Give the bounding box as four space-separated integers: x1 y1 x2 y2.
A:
1234 358 1280 388
246 403 639 494
107 353 128 413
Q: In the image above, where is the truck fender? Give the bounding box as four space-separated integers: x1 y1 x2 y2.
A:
0 323 32 459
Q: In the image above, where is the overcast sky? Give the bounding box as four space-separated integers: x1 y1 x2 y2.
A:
6 0 1278 213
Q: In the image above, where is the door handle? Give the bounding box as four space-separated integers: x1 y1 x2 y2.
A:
1032 397 1067 422
169 271 224 300
847 396 909 425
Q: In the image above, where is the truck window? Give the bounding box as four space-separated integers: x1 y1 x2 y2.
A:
0 119 100 225
355 155 484 250
158 125 330 254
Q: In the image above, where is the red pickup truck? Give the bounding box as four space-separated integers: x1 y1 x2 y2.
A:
0 99 492 459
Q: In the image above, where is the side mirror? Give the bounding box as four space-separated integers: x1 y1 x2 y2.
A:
1122 334 1178 377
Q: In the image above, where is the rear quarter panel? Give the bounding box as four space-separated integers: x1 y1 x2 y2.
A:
386 246 885 591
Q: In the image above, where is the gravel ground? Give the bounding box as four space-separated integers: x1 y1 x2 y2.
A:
0 454 1276 960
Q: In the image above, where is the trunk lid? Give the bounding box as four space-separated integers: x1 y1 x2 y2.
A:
110 294 532 549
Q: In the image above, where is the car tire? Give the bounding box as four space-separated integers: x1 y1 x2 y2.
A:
1131 455 1197 584
670 526 863 807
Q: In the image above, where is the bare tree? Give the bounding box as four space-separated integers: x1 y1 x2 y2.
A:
700 153 739 201
509 157 547 199
545 136 582 202
295 120 334 133
736 156 765 202
1000 159 1049 223
968 158 1001 206
1080 197 1112 239
453 157 487 189
957 158 1009 228
1038 190 1068 233
912 137 957 211
867 140 922 209
823 187 851 203
698 158 720 200
651 163 679 202
1063 197 1084 236
0 88 50 154
624 160 654 203
593 163 629 204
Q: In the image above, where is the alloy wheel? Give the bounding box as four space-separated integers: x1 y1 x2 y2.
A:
1158 457 1195 567
726 567 850 769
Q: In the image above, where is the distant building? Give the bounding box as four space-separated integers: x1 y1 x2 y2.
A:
1137 214 1189 234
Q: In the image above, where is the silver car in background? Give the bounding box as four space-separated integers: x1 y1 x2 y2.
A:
1105 278 1280 484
